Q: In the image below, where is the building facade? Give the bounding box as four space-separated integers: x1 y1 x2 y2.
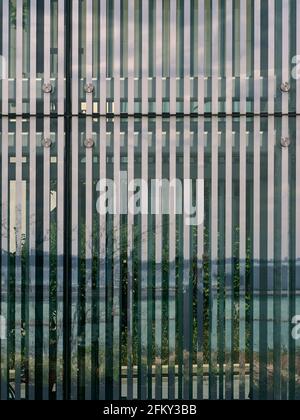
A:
0 0 300 400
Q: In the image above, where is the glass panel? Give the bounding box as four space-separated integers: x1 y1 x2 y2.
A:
0 0 299 402
0 0 66 115
63 116 297 400
0 116 64 399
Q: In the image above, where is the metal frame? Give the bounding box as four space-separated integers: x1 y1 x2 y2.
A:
0 0 299 402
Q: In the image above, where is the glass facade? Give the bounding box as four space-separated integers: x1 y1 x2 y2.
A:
0 0 300 400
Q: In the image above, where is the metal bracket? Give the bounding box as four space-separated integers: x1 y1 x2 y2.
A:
43 83 53 94
84 83 94 94
42 138 52 148
281 137 290 148
280 82 290 93
84 138 94 149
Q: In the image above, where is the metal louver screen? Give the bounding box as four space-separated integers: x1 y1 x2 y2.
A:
0 0 300 401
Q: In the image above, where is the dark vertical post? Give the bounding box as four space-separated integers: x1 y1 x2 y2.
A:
64 0 72 400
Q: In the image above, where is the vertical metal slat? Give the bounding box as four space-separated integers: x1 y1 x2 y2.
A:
184 0 191 115
56 118 64 399
2 0 9 115
113 117 121 399
239 117 247 399
99 117 107 400
142 1 149 115
268 0 275 115
72 0 79 115
127 118 134 399
267 116 275 399
114 0 121 115
280 115 289 400
86 0 93 116
100 0 107 115
127 0 134 115
197 116 205 399
155 117 163 399
225 117 233 399
85 116 93 399
155 0 163 115
211 0 219 114
42 116 51 400
252 116 261 399
198 0 205 115
210 117 218 399
239 0 247 115
70 117 79 400
169 0 176 115
140 118 149 399
1 117 9 400
168 118 176 399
